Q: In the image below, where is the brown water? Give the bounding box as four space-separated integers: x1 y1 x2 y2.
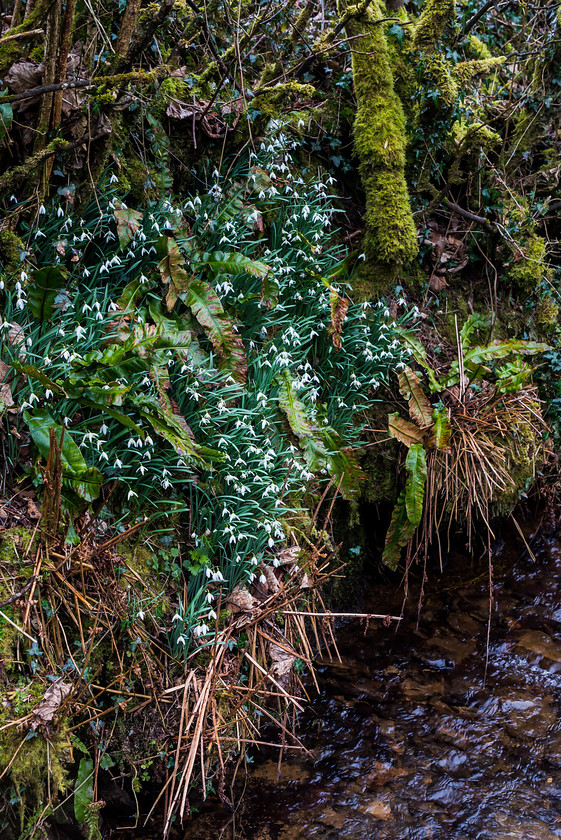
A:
179 532 561 839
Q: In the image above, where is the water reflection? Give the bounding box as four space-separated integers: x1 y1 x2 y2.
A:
181 537 561 839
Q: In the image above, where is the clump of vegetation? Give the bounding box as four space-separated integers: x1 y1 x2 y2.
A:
381 316 548 570
0 0 560 835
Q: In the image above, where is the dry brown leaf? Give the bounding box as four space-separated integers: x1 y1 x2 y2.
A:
276 545 300 566
226 585 255 613
262 565 280 594
26 498 41 519
429 275 448 292
30 680 72 731
269 643 296 688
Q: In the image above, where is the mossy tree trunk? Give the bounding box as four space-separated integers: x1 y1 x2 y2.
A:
337 0 418 298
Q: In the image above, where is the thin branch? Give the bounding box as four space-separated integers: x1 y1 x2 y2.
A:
0 27 43 42
442 198 496 230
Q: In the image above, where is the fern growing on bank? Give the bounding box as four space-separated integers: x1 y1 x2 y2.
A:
0 127 414 650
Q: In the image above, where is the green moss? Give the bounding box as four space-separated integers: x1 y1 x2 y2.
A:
0 680 70 818
451 56 504 86
0 0 50 76
449 118 501 150
467 34 492 60
412 0 455 51
534 296 559 330
339 0 418 297
0 529 40 673
508 234 549 295
490 412 543 517
0 229 24 274
421 52 458 107
251 82 317 128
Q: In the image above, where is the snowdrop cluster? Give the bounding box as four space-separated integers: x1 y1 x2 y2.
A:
0 125 414 656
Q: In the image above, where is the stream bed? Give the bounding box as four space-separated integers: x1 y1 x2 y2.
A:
178 532 561 839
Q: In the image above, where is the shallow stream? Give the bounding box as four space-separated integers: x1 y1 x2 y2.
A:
180 531 561 840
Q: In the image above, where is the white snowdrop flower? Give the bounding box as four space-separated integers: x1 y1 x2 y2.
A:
95 311 103 321
57 207 64 218
45 389 53 399
114 459 122 469
127 489 138 500
208 609 217 621
38 204 46 215
9 195 17 203
19 400 32 410
83 268 90 278
136 610 145 620
176 635 186 646
212 570 225 582
162 478 171 489
109 173 119 184
63 417 71 426
137 464 147 475
206 592 215 603
75 325 86 340
259 574 267 585
82 303 92 313
273 558 280 568
267 537 275 548
205 567 212 578
172 613 183 623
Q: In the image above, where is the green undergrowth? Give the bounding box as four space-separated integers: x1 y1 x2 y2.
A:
0 123 416 654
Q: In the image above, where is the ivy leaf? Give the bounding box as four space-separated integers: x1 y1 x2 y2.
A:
27 266 67 322
404 443 427 527
114 207 143 250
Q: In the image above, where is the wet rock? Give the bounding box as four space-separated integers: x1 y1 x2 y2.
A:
516 630 561 663
425 635 477 662
402 678 444 700
362 797 392 819
447 611 483 635
364 761 409 786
